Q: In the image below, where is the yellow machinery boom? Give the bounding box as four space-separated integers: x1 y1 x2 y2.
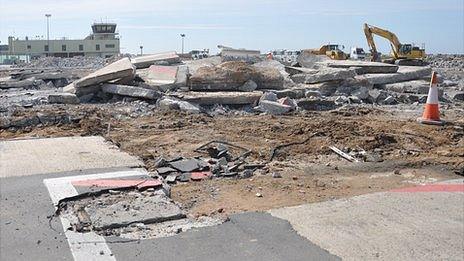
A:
363 23 426 64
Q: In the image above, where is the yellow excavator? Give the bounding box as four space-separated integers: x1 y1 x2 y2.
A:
363 23 426 66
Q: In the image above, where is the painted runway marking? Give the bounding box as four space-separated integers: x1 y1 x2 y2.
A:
72 178 161 189
391 184 464 193
43 169 147 261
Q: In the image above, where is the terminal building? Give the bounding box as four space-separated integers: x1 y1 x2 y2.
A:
0 23 120 62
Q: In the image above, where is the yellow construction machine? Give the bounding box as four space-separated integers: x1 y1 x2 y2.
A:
363 23 426 66
309 44 348 60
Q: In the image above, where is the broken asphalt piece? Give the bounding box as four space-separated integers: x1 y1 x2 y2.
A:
165 173 178 183
177 173 192 182
195 140 252 161
169 159 202 173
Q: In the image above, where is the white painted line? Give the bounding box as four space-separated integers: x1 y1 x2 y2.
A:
43 169 147 261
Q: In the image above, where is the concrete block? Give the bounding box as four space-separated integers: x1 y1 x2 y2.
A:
356 66 432 85
48 93 80 104
173 91 262 105
238 80 257 92
73 58 135 89
101 84 162 100
137 65 178 88
291 68 357 84
319 60 399 74
0 77 36 89
157 97 201 114
255 100 292 115
131 52 180 69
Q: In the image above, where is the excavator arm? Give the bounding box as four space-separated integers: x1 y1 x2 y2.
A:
363 23 402 61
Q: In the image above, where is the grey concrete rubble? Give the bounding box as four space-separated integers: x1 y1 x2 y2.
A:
356 66 432 85
320 60 399 74
131 51 181 69
255 92 296 115
64 57 136 96
297 98 337 111
291 68 357 84
102 84 162 100
0 77 39 89
157 97 201 114
48 93 80 104
173 91 262 105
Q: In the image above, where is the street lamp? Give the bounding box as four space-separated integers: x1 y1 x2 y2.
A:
140 46 143 56
180 34 186 54
45 14 51 57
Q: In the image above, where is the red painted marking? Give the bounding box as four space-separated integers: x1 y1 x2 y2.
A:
72 179 162 189
390 184 464 193
191 172 212 181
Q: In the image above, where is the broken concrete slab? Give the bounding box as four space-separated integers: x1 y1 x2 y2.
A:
381 80 443 98
184 56 222 75
356 66 432 85
131 52 180 69
87 194 186 230
175 65 189 87
296 51 331 69
285 66 318 76
101 84 162 100
291 68 357 84
238 80 258 92
75 58 135 88
137 65 178 88
255 100 293 115
189 61 284 91
157 97 201 114
319 60 399 74
48 93 80 104
0 77 37 89
172 91 262 105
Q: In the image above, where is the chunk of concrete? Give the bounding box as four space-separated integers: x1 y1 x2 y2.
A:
72 58 135 89
296 51 330 69
255 100 293 115
381 80 442 97
319 60 399 74
356 66 432 85
238 80 257 92
48 93 80 104
351 86 370 100
367 89 388 104
101 84 162 100
189 61 284 91
0 77 37 89
131 52 180 69
184 56 222 75
137 65 178 88
291 68 357 84
173 91 262 105
157 97 201 114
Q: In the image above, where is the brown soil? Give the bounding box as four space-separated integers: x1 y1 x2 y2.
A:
1 105 463 217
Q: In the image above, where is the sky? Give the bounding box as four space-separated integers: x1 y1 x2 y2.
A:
1 0 463 55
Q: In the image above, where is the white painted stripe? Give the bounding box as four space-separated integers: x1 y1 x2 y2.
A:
426 85 439 104
43 169 147 261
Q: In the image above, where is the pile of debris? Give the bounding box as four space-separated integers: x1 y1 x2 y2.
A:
153 141 260 183
1 49 463 119
15 56 108 69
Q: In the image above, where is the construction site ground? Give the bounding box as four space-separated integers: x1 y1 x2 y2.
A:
1 104 463 218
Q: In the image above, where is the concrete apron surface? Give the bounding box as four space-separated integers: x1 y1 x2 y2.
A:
270 179 464 261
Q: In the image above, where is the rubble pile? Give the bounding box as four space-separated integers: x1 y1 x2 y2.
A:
153 141 261 183
425 54 464 70
1 50 463 122
16 56 108 69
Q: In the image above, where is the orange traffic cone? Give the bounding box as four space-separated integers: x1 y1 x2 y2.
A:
417 71 444 125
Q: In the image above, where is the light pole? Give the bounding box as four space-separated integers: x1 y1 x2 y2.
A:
180 34 185 54
140 46 143 56
45 14 51 57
